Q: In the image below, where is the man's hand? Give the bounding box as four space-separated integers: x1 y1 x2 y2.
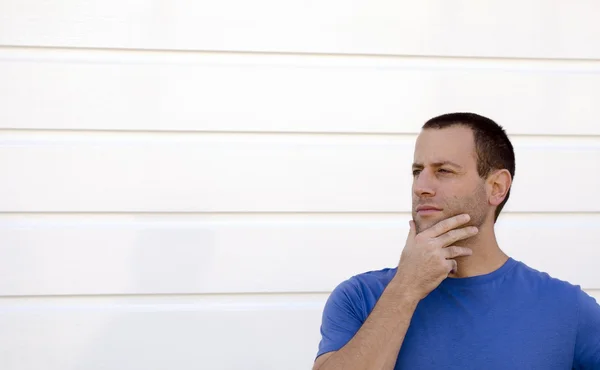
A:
312 214 477 370
395 214 478 301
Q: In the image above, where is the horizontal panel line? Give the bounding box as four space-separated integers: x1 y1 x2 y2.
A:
1 290 598 303
2 44 600 65
6 128 420 137
0 291 331 301
2 211 409 216
3 128 600 141
1 211 599 216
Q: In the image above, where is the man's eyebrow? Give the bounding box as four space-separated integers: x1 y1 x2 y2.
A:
412 161 463 169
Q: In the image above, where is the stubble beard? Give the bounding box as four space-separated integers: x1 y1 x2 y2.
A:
412 184 489 234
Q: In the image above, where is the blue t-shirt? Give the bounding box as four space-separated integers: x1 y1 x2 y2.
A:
316 258 600 369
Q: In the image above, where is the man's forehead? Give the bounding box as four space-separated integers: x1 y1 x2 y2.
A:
415 126 475 146
413 127 477 164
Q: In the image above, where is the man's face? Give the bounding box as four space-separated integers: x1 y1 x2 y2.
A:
411 126 491 233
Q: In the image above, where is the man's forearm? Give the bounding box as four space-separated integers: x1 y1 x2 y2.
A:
316 277 420 370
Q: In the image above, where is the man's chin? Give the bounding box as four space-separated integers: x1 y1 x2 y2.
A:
414 214 444 233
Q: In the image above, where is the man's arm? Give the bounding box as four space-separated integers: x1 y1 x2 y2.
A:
313 214 478 370
312 277 419 370
573 288 600 369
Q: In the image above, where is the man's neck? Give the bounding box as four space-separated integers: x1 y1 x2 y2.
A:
448 225 509 278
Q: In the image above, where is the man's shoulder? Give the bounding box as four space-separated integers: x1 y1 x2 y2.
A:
511 259 584 298
345 266 398 290
351 266 398 282
327 266 398 305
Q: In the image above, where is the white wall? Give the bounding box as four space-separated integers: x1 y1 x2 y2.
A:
1 1 599 369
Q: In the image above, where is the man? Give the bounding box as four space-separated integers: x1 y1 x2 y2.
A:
312 113 600 369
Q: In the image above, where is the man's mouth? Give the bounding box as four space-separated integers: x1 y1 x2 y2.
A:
416 205 443 215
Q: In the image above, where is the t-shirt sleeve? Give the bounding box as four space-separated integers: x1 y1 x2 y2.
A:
573 288 600 369
315 278 365 359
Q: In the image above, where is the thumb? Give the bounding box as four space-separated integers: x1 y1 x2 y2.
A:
408 220 417 239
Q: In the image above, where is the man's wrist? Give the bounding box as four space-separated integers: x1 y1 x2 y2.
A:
388 274 422 306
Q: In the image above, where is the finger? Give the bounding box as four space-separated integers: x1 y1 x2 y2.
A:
424 214 471 238
447 259 458 274
436 226 478 248
443 246 473 259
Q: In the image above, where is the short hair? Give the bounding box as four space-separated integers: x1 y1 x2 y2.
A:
422 112 515 221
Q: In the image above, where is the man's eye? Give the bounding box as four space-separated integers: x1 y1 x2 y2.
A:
412 170 421 176
438 168 452 173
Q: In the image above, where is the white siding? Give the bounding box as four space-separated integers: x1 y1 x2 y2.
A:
1 213 600 297
1 1 599 59
2 132 599 213
2 48 600 136
1 1 599 370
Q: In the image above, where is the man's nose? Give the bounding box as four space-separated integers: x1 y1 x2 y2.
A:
413 169 436 198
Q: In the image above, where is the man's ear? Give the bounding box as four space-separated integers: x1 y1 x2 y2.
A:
488 169 512 206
